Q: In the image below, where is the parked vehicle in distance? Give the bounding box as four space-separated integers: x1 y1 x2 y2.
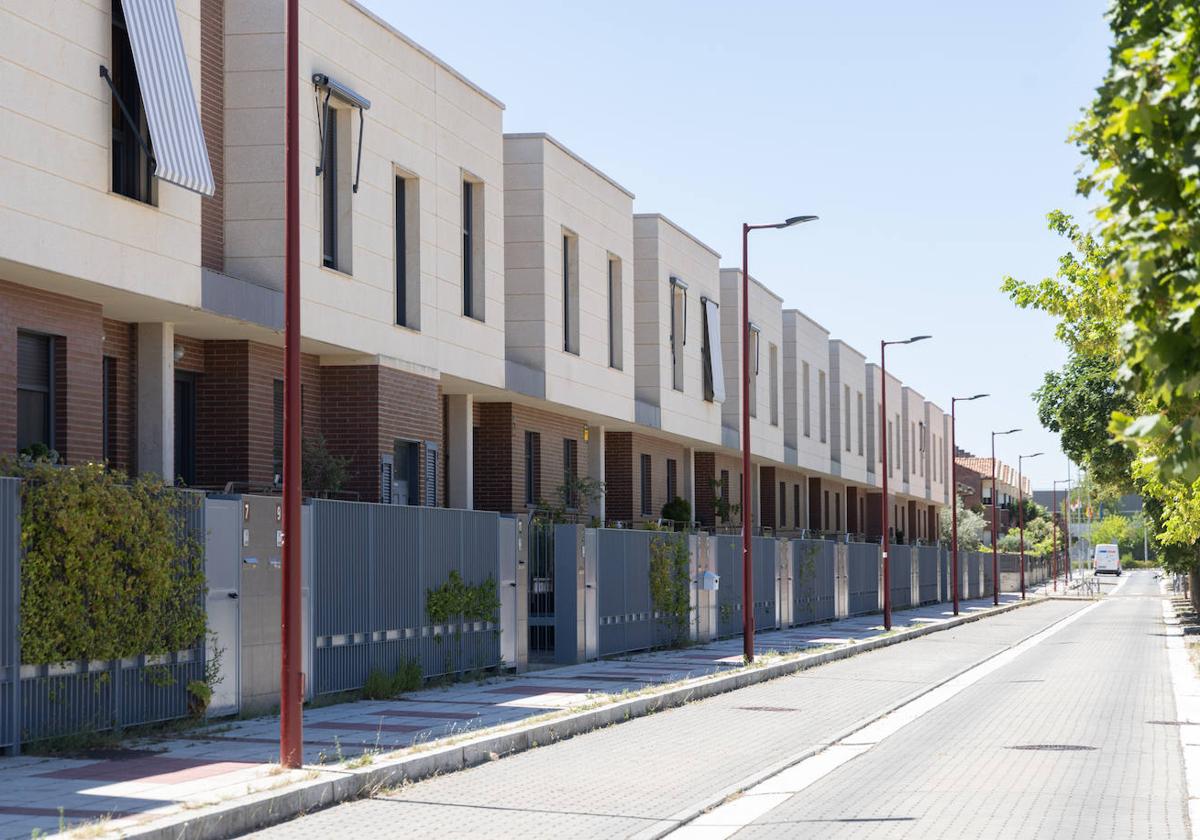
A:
1093 543 1121 576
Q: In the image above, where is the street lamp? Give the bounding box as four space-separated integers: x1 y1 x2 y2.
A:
1017 452 1042 599
1052 477 1070 592
950 393 988 615
990 428 1020 605
741 214 817 662
880 334 932 631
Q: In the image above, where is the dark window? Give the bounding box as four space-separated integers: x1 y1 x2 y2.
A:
640 454 652 516
701 301 715 401
666 458 677 503
563 235 571 353
174 374 197 486
524 431 540 506
720 469 730 502
322 113 338 268
608 258 619 368
563 438 578 507
272 379 284 484
103 357 117 464
395 440 420 505
823 490 830 531
110 0 153 204
793 484 801 530
462 180 474 317
779 481 786 527
395 175 406 326
835 492 842 531
17 331 53 453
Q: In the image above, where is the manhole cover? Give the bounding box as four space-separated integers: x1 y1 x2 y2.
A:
1008 744 1096 752
735 706 799 713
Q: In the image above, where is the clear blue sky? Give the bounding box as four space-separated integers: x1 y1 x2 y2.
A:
364 0 1112 489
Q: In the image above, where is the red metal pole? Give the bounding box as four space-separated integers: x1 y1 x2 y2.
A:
280 0 303 769
880 341 891 631
991 434 999 606
1018 460 1025 600
1051 484 1057 592
950 399 959 615
741 224 754 662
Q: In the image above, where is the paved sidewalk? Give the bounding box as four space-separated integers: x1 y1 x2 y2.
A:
0 592 1031 839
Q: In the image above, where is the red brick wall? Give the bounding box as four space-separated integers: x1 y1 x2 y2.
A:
474 402 514 512
199 0 224 271
630 433 686 523
604 431 633 522
473 403 588 516
0 279 103 463
101 319 137 474
320 364 441 504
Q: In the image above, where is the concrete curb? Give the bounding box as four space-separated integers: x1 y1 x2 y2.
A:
109 598 1041 840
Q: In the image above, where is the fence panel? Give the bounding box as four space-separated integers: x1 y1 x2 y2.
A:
753 536 778 632
595 530 680 657
888 545 913 608
715 535 744 637
917 546 939 604
311 501 501 696
983 551 995 597
1 479 19 754
847 542 880 616
939 548 950 603
792 540 836 625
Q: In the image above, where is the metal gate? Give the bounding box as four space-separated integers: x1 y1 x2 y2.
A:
793 539 836 625
847 542 880 616
528 522 556 657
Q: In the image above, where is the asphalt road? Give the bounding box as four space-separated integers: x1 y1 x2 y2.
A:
243 571 1185 839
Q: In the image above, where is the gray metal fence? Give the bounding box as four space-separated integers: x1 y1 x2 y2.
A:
967 552 983 599
792 539 836 625
310 500 501 695
983 550 995 597
939 548 950 603
889 545 912 608
714 535 777 637
595 529 677 657
3 485 205 749
847 541 880 616
917 546 939 605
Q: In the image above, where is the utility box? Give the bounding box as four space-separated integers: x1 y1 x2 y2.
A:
701 570 720 591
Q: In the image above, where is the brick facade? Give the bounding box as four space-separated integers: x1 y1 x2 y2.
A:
604 431 633 522
100 319 137 474
473 402 588 516
320 364 441 504
603 431 687 525
199 0 224 271
0 279 103 464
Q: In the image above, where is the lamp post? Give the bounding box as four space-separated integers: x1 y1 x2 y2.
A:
990 428 1020 605
1052 478 1070 592
280 0 303 768
880 335 932 630
949 394 988 615
1017 452 1042 599
741 215 817 662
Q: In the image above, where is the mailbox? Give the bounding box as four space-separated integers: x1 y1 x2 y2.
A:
701 570 720 591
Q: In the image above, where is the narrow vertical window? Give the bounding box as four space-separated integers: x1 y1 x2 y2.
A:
823 490 830 531
793 484 800 528
844 385 851 452
721 469 730 504
608 256 623 369
102 356 116 465
669 278 688 391
322 112 338 268
563 438 578 507
666 458 678 502
856 392 864 456
395 175 406 326
640 454 653 516
562 232 579 354
818 370 827 443
273 379 284 484
524 431 540 506
110 0 154 204
778 481 786 527
802 362 811 438
462 179 473 317
17 332 54 454
768 344 779 427
748 324 760 417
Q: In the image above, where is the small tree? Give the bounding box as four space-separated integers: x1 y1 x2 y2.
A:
939 498 986 551
303 434 349 497
661 496 691 530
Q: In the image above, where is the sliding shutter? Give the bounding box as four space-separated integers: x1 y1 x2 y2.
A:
118 0 215 196
702 297 726 403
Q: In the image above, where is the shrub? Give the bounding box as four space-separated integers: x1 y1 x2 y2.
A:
649 532 691 646
362 661 422 700
661 497 691 529
3 460 205 665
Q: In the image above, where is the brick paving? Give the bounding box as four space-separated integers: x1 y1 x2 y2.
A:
0 592 1032 838
243 598 1086 839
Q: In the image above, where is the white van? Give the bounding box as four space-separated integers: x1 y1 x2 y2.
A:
1093 543 1121 575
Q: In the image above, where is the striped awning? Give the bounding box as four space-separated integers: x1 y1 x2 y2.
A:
120 0 214 196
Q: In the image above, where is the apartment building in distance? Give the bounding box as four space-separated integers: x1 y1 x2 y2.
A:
1 0 954 544
954 450 1032 543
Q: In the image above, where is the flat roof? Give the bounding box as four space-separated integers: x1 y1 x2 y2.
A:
784 308 830 335
633 213 721 259
829 338 866 361
348 0 505 109
504 133 635 199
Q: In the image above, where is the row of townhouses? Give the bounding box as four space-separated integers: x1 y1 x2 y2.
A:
1 0 954 542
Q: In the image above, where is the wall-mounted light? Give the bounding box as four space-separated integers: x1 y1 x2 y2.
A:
173 344 185 362
582 426 590 443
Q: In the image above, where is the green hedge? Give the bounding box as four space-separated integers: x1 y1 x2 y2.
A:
5 460 205 665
